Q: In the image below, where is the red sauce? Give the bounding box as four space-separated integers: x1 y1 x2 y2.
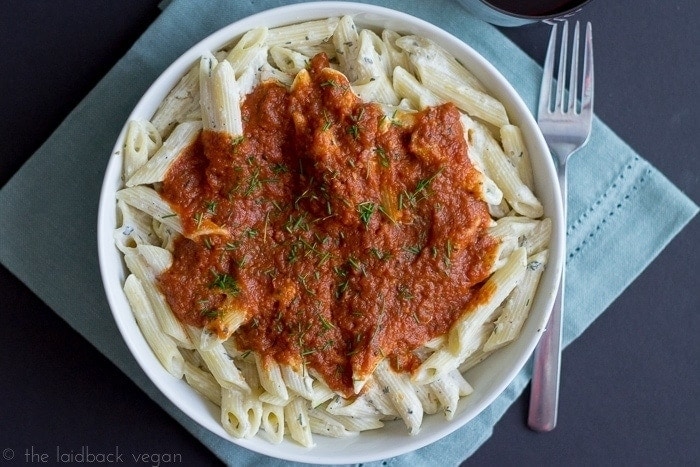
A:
159 54 499 396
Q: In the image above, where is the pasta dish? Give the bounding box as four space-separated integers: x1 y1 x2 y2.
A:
113 16 551 446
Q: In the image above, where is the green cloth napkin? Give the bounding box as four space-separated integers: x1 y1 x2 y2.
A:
0 0 697 466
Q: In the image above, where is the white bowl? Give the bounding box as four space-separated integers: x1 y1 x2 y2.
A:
97 2 564 464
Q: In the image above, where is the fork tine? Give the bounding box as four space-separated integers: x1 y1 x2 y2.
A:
538 22 558 117
554 21 569 113
567 22 581 114
581 22 594 120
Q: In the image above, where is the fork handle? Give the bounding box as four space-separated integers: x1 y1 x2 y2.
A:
528 277 564 431
528 161 567 432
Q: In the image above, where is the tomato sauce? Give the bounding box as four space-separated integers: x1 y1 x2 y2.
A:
159 54 499 396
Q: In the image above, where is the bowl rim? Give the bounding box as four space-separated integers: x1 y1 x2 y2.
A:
97 1 564 464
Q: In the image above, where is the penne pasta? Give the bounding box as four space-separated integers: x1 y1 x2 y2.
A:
254 353 289 402
122 119 162 180
221 387 262 438
448 247 527 354
362 377 400 418
309 377 335 409
396 35 509 127
225 27 269 78
500 124 535 190
269 45 310 75
124 251 191 348
151 63 201 138
395 35 487 93
392 65 442 110
428 374 460 420
332 15 361 82
374 360 423 435
260 402 285 444
126 120 202 187
483 249 549 352
522 217 552 256
266 18 339 49
188 326 250 393
483 137 544 218
381 29 412 74
280 364 314 400
200 55 243 136
414 382 440 415
114 198 159 254
124 274 184 378
183 361 222 405
308 409 360 438
354 29 393 83
284 396 314 447
114 16 552 447
116 186 183 234
413 247 527 384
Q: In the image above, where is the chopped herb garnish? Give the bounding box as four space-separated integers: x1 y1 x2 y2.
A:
347 256 365 275
405 244 422 255
193 212 204 229
263 267 278 277
204 200 218 214
444 239 454 269
320 79 339 88
294 187 313 209
200 308 220 320
298 273 315 296
347 108 365 140
403 168 444 207
317 250 332 266
347 123 360 139
335 280 349 299
244 167 262 196
322 110 333 131
285 213 309 233
357 201 376 227
271 162 288 175
375 146 389 167
377 204 397 224
235 255 249 268
397 284 414 300
319 315 335 330
390 109 403 127
209 269 240 295
287 242 301 264
370 247 391 261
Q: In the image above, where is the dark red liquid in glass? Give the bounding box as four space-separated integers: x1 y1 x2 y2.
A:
485 0 586 16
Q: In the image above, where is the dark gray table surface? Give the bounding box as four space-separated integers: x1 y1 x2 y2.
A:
1 1 697 466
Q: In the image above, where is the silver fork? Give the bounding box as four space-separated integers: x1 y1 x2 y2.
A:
528 20 594 432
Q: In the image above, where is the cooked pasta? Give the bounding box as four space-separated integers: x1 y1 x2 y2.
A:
113 15 551 446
